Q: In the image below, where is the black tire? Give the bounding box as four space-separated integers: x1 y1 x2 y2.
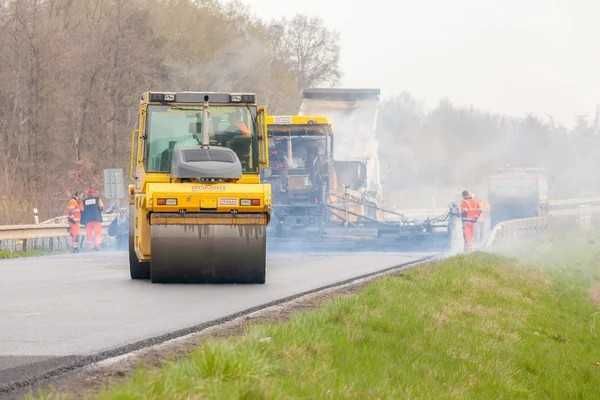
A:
129 244 150 279
129 207 150 280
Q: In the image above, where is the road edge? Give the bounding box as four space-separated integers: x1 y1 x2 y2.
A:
1 254 439 397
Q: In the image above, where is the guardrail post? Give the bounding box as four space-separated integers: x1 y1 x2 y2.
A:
33 208 39 225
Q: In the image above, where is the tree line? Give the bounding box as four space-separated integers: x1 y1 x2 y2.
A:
377 93 600 208
0 0 340 224
2 0 596 223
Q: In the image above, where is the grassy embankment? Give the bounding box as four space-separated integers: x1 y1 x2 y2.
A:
40 231 600 399
0 249 50 259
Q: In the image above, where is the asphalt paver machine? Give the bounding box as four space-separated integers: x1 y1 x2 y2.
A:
265 115 333 236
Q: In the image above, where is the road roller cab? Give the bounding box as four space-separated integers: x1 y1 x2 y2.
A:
129 91 271 283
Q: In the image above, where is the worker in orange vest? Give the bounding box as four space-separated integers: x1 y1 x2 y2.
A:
82 188 104 250
66 192 83 253
460 190 482 251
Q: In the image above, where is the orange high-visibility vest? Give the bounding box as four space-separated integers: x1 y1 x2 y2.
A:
67 198 82 223
460 197 482 222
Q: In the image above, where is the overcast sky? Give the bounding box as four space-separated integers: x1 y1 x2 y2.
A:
230 0 600 127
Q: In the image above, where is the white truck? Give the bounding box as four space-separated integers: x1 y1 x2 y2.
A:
488 168 548 226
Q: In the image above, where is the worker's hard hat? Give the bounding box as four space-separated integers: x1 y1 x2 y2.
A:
87 188 98 196
462 190 471 198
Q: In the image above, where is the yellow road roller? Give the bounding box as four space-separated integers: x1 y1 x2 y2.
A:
128 92 271 283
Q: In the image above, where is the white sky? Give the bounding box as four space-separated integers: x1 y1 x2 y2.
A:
230 0 600 127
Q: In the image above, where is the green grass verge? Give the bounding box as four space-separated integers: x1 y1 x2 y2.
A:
0 249 51 259
38 232 600 399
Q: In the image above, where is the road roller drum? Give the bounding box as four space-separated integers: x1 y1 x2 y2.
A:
150 213 266 283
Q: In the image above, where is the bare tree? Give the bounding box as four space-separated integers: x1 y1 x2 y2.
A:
0 0 340 223
273 14 341 91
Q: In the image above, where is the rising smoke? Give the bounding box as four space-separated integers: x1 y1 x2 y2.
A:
376 92 600 209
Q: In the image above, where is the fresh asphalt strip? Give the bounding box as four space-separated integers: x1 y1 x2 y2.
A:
0 254 437 397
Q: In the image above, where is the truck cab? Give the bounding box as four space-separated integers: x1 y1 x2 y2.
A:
488 167 548 226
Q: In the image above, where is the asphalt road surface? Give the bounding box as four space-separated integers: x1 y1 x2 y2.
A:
0 248 433 392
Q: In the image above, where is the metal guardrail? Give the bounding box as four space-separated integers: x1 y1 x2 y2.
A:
0 215 116 252
486 203 600 249
484 217 548 248
548 197 600 210
0 224 71 241
40 213 118 226
0 224 71 252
